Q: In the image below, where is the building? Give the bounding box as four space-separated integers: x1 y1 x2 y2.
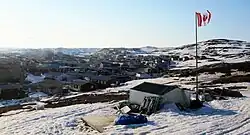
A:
0 84 26 100
135 73 152 79
43 72 63 80
99 61 121 73
29 79 63 95
129 82 191 108
90 75 114 88
68 79 96 92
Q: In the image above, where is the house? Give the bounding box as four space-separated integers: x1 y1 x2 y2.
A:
99 61 111 69
29 79 63 95
43 72 62 80
99 61 121 73
114 75 131 84
0 84 26 100
68 79 96 92
80 72 97 80
89 75 115 88
155 59 171 70
120 63 130 70
135 73 152 79
37 61 62 72
63 72 85 82
129 82 191 108
135 67 150 73
59 66 79 73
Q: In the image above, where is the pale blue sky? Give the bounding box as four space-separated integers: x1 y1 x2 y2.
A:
0 0 249 48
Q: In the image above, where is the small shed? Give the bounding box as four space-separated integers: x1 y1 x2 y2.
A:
129 82 191 107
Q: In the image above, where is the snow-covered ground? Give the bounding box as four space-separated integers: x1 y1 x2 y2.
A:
25 73 45 84
0 92 49 108
1 71 250 134
0 102 117 135
141 39 250 69
1 90 250 135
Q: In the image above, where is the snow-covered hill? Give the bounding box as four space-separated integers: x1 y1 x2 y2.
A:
52 39 250 69
1 82 250 135
53 48 101 57
151 39 250 69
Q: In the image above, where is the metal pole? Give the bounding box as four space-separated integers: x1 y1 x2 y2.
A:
195 13 199 101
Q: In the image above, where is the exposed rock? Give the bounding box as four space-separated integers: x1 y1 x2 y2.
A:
227 86 247 90
202 88 243 98
212 74 250 84
172 61 250 77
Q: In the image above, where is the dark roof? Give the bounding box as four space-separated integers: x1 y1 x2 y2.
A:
91 75 112 81
44 72 62 77
71 79 89 85
131 82 178 95
0 84 21 90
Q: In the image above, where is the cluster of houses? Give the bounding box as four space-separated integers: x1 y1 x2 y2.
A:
0 50 196 119
0 50 175 100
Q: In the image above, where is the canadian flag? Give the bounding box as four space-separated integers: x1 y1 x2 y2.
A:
196 10 211 27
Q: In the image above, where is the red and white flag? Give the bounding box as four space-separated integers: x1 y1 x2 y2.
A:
196 10 211 27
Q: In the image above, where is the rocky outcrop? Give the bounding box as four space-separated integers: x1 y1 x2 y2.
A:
171 61 250 77
212 74 250 84
200 88 243 99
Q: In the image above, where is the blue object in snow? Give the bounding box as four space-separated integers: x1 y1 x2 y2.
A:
65 120 77 127
115 114 148 125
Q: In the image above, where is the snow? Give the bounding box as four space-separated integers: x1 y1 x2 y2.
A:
25 73 45 84
1 71 250 134
172 59 222 70
0 102 117 135
0 99 21 107
54 48 100 57
2 91 250 135
0 92 48 108
105 95 250 135
29 92 48 98
140 46 157 53
143 40 250 69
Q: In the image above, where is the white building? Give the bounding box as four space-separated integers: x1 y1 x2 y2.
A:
129 82 191 108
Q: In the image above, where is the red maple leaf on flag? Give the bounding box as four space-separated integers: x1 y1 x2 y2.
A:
196 10 212 27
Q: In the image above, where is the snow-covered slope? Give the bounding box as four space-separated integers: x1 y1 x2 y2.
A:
152 39 250 69
140 46 158 53
1 89 250 135
168 39 249 60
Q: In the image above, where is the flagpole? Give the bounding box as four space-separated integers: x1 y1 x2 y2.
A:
195 13 199 101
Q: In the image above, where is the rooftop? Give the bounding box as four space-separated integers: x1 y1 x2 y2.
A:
0 84 21 90
131 82 178 95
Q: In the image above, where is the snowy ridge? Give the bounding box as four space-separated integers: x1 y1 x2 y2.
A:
153 39 250 69
54 48 101 57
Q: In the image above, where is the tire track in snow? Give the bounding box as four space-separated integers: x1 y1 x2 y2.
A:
216 117 250 135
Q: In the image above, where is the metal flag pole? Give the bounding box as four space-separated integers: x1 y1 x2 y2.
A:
195 13 199 101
